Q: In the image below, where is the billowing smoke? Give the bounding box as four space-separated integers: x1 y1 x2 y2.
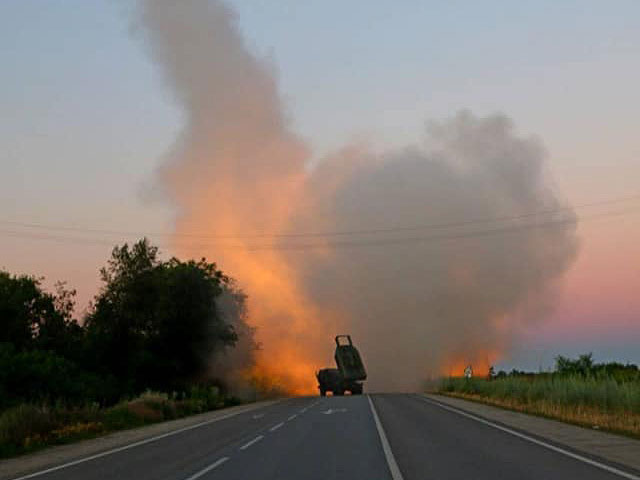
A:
136 0 578 392
287 113 579 390
136 0 326 394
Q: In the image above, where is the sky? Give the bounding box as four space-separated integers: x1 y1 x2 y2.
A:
1 0 639 370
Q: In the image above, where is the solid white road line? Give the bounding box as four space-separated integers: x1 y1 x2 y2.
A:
239 435 264 451
11 403 274 480
287 414 297 421
183 457 229 480
368 395 405 480
420 396 640 480
269 422 284 432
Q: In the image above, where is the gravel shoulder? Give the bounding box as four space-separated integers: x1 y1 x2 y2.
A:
425 393 640 473
0 399 280 480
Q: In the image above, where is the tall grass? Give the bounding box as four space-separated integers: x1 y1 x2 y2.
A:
439 375 640 437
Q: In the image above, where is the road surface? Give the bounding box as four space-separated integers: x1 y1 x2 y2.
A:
11 394 640 480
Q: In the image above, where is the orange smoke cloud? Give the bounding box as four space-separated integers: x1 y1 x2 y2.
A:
165 151 334 394
138 0 335 394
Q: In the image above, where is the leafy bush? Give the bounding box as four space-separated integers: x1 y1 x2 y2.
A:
0 343 106 410
0 405 54 455
102 405 143 431
189 385 223 410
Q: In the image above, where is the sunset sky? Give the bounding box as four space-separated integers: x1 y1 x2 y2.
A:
1 0 639 371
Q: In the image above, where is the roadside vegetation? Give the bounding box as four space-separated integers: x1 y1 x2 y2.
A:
0 387 240 458
439 354 640 438
0 239 263 458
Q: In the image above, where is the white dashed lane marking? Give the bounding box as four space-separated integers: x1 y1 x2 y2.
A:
183 457 229 480
239 435 264 451
269 422 284 432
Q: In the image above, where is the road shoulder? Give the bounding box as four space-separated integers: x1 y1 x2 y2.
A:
424 393 640 473
0 399 280 480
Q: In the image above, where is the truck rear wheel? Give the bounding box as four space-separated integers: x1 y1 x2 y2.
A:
320 388 326 397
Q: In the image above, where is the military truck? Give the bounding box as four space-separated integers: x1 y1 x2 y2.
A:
316 335 367 396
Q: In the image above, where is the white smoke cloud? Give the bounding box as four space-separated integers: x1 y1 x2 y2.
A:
287 111 579 390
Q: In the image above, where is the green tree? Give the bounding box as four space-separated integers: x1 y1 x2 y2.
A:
0 271 97 407
85 239 239 397
555 353 595 377
0 271 82 359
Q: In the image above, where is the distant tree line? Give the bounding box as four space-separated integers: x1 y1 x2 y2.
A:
553 353 639 381
490 352 639 382
0 239 248 410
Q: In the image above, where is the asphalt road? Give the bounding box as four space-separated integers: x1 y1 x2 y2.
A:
12 394 640 480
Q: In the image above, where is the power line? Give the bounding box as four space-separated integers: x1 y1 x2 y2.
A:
1 193 639 240
245 194 639 239
181 208 634 251
0 230 127 248
1 208 636 252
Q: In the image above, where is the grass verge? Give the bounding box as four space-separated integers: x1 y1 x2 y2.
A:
438 376 640 439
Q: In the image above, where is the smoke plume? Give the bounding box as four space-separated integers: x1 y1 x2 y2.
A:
136 0 578 392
